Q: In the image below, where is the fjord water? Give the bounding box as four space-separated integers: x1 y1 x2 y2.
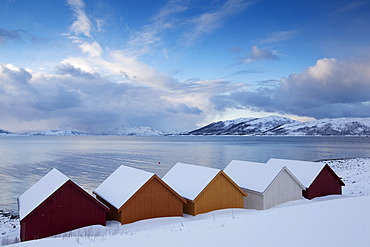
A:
1 135 370 213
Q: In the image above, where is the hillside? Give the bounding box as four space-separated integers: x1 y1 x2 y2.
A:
186 116 370 136
0 129 12 136
104 126 164 136
187 116 296 135
269 117 370 136
26 129 89 136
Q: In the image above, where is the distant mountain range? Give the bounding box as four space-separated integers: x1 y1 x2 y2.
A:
1 117 370 136
185 116 370 136
103 126 164 136
0 129 13 135
26 129 89 136
0 126 164 136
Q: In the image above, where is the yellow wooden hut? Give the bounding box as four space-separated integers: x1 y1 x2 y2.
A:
162 163 247 215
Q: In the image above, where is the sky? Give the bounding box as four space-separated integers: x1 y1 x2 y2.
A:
1 0 370 133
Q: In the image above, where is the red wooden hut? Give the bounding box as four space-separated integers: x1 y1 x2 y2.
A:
267 158 345 199
18 169 109 242
93 165 186 224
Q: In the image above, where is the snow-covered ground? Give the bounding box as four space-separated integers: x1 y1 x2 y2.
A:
1 158 370 247
0 211 19 246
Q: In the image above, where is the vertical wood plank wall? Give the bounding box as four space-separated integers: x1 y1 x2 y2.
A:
95 196 120 221
242 190 263 210
21 182 107 241
304 165 343 199
264 169 303 209
186 172 244 215
120 177 184 224
183 200 195 215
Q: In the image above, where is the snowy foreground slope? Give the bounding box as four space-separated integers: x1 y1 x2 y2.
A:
1 158 370 247
9 196 370 247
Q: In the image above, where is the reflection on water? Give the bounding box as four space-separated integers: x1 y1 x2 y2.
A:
0 135 369 213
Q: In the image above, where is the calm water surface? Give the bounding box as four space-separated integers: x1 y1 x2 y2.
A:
1 135 369 212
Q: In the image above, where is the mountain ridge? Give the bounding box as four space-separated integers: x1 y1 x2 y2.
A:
0 126 165 136
185 116 370 136
1 116 370 136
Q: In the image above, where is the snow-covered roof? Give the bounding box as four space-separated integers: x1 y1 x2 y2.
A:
94 165 154 209
224 160 287 193
162 163 220 201
266 158 325 188
18 168 69 220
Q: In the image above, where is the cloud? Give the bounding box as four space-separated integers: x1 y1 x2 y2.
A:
244 46 279 63
65 0 105 61
166 103 203 115
57 63 99 79
0 62 216 132
126 0 255 54
332 1 367 15
0 28 29 43
230 69 263 76
60 50 181 90
67 0 92 38
258 29 300 45
127 0 188 55
183 0 254 45
211 57 370 118
79 41 103 57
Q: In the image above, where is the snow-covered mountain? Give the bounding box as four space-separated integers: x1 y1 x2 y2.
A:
1 127 165 136
26 129 89 136
186 116 370 136
0 129 13 135
268 117 370 136
104 126 165 136
187 116 297 135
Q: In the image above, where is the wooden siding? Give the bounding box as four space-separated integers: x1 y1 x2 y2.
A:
95 196 120 221
183 199 195 215
264 169 303 209
304 165 344 200
119 176 184 224
185 172 245 215
242 189 263 210
21 181 108 242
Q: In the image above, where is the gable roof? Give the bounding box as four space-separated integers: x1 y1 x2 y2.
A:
266 158 327 188
18 168 69 220
94 165 154 209
162 163 220 201
224 160 304 193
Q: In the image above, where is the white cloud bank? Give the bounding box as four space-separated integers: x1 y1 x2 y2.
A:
0 62 217 133
211 57 370 119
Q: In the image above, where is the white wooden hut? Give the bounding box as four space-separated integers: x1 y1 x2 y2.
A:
224 160 305 210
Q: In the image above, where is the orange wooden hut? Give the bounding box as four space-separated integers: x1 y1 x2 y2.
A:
162 163 247 216
94 165 186 224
